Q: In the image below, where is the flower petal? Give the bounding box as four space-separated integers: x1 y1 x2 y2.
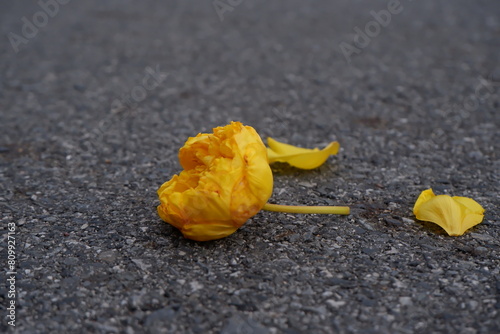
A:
415 195 465 236
413 189 485 236
267 137 340 169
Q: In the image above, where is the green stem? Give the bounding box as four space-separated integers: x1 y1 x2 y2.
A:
263 203 350 215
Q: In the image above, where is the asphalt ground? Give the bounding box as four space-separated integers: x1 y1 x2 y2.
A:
1 1 499 333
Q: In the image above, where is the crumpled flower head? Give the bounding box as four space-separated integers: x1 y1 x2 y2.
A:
413 188 485 236
157 122 273 241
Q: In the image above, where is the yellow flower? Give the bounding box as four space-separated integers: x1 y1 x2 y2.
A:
157 122 273 241
413 189 485 236
267 137 340 169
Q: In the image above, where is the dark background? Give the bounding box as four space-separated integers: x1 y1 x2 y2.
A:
1 1 499 333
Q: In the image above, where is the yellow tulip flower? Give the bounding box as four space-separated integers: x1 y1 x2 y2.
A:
157 122 350 241
413 189 485 236
157 122 273 241
267 137 340 169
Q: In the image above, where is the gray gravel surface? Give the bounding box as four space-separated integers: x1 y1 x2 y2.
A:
1 1 499 333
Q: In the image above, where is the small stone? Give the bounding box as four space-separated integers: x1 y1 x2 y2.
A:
322 291 333 298
326 300 346 308
358 218 375 231
354 226 366 234
470 233 493 242
401 217 414 224
98 251 117 263
385 218 402 227
132 259 151 271
473 247 488 256
189 281 204 292
468 300 479 311
298 181 316 188
388 202 399 210
399 296 413 306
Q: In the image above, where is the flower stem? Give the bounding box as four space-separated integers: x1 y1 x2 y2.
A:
263 203 350 215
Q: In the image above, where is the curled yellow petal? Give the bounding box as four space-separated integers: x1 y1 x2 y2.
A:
267 137 340 169
412 188 485 236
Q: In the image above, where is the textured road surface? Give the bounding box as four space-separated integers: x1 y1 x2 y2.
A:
1 1 499 333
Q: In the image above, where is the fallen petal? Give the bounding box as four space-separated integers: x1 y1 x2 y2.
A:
267 137 339 169
413 189 485 236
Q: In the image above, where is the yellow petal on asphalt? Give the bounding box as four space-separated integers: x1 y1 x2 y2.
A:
412 189 485 236
267 137 340 170
415 195 465 236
